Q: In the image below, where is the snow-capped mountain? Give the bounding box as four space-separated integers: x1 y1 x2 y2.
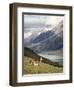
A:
24 20 63 53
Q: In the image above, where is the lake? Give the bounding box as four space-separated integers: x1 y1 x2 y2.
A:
38 51 63 65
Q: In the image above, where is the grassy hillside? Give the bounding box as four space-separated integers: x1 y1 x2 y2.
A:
24 47 63 67
24 56 63 74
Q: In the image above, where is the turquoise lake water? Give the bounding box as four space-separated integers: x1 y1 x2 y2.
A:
38 52 63 65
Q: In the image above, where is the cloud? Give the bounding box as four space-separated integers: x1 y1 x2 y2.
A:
24 14 64 33
24 32 32 39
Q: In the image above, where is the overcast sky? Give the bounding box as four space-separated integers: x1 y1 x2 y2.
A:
24 14 64 38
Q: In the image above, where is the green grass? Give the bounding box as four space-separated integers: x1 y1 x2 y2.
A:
24 56 63 74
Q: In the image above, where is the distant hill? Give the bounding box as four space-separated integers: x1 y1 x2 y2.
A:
24 47 40 60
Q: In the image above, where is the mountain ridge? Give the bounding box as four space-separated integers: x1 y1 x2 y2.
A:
24 20 63 53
